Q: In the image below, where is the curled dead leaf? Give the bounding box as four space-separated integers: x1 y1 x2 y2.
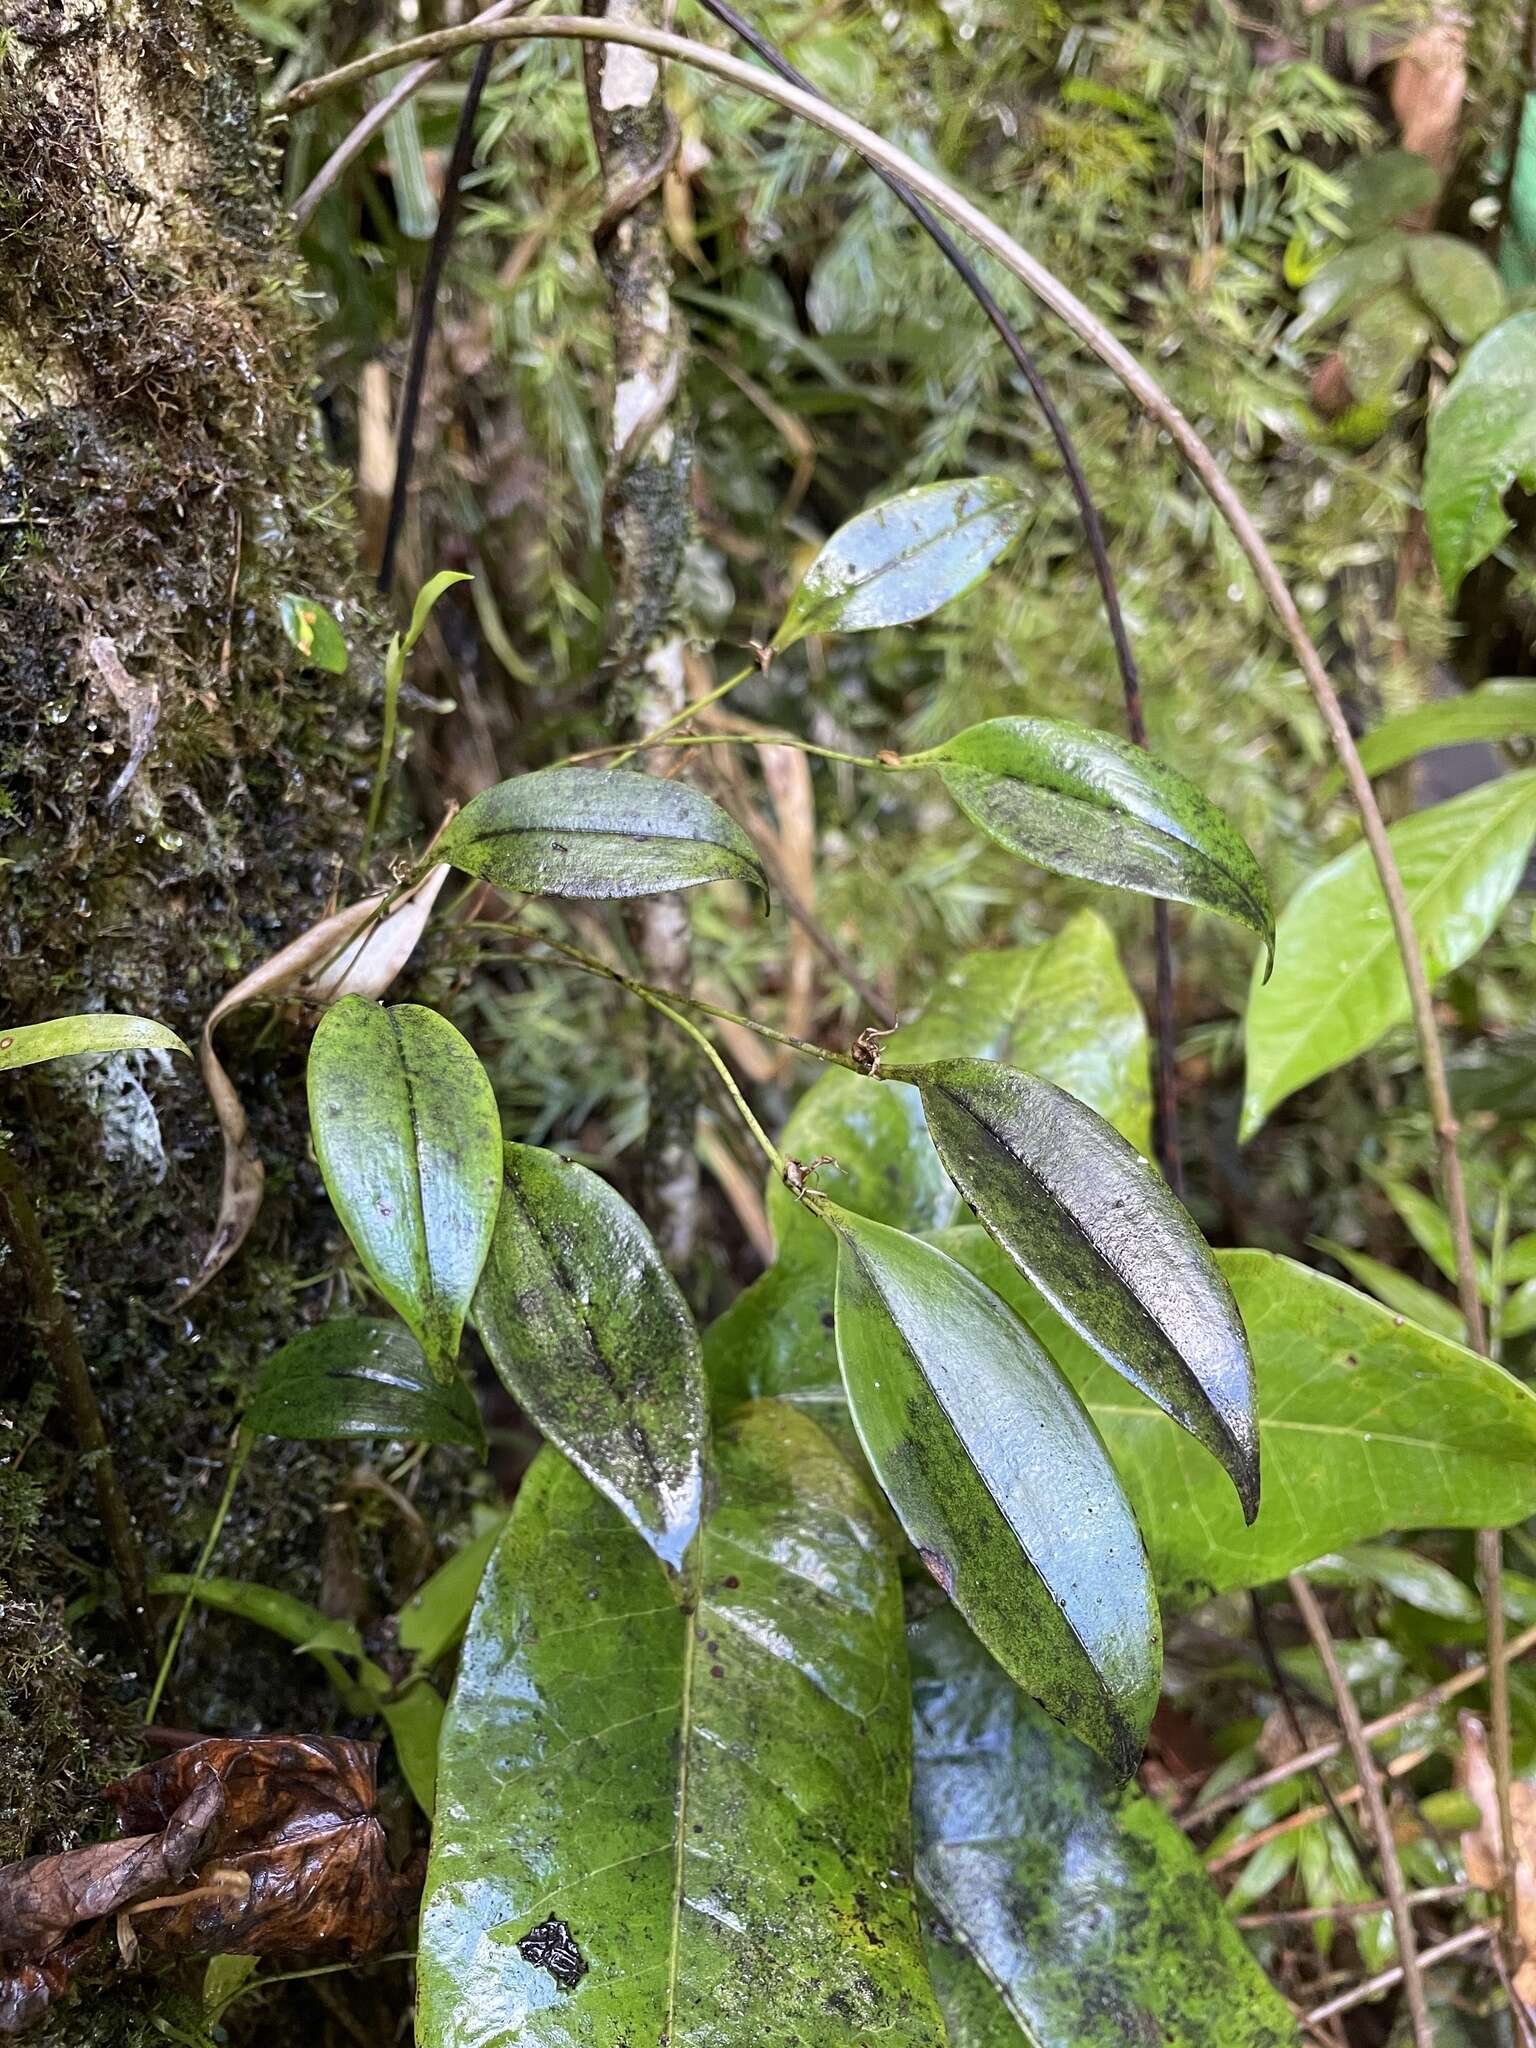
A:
1457 1710 1536 2001
181 865 449 1301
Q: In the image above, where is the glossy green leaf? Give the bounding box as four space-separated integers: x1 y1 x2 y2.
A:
1424 310 1536 601
1319 680 1536 794
308 998 502 1381
1307 1543 1480 1621
912 719 1274 965
472 1143 707 1571
940 1233 1536 1604
0 1013 189 1071
911 1607 1297 2048
773 476 1028 650
1241 773 1536 1137
243 1318 485 1451
435 766 767 905
149 1573 365 1660
1407 235 1506 345
827 1205 1161 1776
894 1057 1258 1520
1342 153 1439 238
1308 1237 1464 1342
1291 231 1406 337
403 570 473 653
278 592 348 674
397 1516 507 1667
417 1404 945 2048
1338 287 1430 400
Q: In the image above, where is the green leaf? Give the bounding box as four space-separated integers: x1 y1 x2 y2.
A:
1503 1277 1536 1339
308 998 502 1381
1502 1230 1536 1285
939 1234 1536 1604
0 1014 189 1071
1406 235 1506 345
911 1606 1297 2048
1342 153 1440 238
911 719 1274 965
1241 773 1536 1137
1319 680 1536 793
148 1573 366 1661
417 1405 946 2048
397 1516 508 1667
472 1143 707 1572
435 766 767 905
1291 232 1406 337
1366 1171 1494 1301
827 1205 1161 1777
1307 1543 1480 1622
277 593 349 674
403 569 473 654
1424 310 1536 601
244 1318 486 1451
1338 287 1430 400
1307 1238 1464 1342
773 476 1028 650
893 1057 1258 1520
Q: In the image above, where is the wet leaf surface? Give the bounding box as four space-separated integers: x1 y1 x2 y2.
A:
472 1143 707 1571
773 477 1028 648
0 1015 188 1073
245 1318 485 1450
896 1057 1258 1520
910 1608 1297 2048
1424 309 1536 599
913 719 1274 964
308 998 503 1381
417 1403 945 2048
436 766 767 904
827 1205 1161 1777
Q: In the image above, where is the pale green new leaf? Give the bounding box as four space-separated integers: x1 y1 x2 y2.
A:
912 1607 1297 2048
773 477 1028 649
308 998 503 1381
1424 310 1536 601
828 1206 1161 1777
436 766 767 905
417 1405 945 2048
0 1014 189 1071
403 569 473 654
1242 773 1536 1137
912 719 1274 963
472 1144 707 1571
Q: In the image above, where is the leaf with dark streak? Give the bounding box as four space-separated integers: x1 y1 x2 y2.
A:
245 1318 485 1451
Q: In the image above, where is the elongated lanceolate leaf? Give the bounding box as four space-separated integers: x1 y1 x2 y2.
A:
773 477 1029 649
910 719 1274 965
1318 680 1536 795
472 1143 707 1571
308 998 502 1382
894 1057 1258 1521
826 1205 1160 1777
244 1319 485 1452
436 766 766 905
417 1404 946 2048
1424 311 1536 601
911 1608 1296 2048
1242 772 1536 1137
0 1014 189 1071
941 1232 1536 1605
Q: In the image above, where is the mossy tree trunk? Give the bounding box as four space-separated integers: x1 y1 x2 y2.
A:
0 0 401 1881
582 0 700 1271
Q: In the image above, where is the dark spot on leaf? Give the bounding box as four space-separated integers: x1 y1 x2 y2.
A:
517 1917 587 1989
721 1576 739 1590
710 1664 725 1679
918 1547 955 1596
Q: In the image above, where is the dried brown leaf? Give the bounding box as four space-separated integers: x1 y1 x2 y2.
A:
87 637 161 808
1457 1710 1536 1999
181 866 449 1300
1391 13 1467 187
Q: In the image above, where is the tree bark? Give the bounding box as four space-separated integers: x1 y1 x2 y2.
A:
0 0 400 1856
581 0 700 1271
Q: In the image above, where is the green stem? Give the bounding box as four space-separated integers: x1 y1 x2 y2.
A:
565 660 758 766
569 727 893 774
473 919 863 1073
146 1431 253 1723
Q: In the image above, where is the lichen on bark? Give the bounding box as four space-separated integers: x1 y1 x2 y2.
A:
581 0 701 1270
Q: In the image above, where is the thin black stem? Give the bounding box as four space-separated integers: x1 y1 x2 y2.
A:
689 0 1183 1188
377 43 495 595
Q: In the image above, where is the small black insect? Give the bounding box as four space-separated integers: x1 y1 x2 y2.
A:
518 1917 588 1989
